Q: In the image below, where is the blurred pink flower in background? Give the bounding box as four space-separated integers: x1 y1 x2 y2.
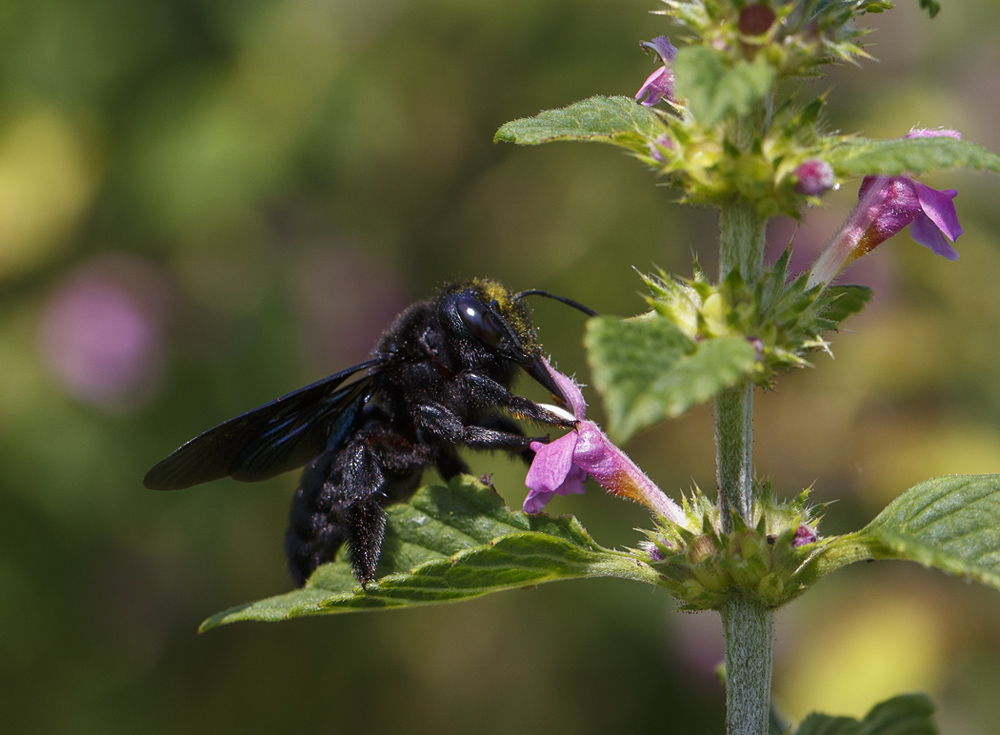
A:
39 255 169 412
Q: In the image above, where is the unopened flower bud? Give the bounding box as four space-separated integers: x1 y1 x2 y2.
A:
794 159 835 197
739 3 777 36
648 133 674 163
792 525 817 547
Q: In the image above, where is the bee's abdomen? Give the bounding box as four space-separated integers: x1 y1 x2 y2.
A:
283 438 425 586
284 452 346 586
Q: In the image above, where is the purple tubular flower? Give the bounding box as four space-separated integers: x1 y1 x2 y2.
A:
636 36 678 107
524 361 685 525
806 129 964 288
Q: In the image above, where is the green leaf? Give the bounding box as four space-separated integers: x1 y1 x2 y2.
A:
494 95 665 151
859 474 1000 589
817 475 1000 588
200 476 657 630
771 705 791 735
825 135 1000 178
795 693 937 735
673 46 774 128
918 0 941 19
586 316 757 442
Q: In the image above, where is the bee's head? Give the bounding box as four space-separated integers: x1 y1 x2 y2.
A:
444 279 596 408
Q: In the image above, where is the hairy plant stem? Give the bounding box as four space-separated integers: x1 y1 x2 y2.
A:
721 593 774 735
716 198 765 532
715 382 755 532
718 198 766 287
716 196 771 735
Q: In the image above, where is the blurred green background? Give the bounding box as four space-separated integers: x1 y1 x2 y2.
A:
2 1 1000 732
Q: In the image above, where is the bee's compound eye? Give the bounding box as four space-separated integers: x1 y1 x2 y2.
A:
456 295 503 347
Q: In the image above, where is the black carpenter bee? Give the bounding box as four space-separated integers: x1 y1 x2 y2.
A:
144 279 596 587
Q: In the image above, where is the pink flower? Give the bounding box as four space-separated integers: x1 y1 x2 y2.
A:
806 129 963 288
635 36 678 107
38 256 168 412
524 361 685 525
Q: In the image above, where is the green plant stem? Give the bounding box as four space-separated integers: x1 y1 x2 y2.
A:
719 198 766 285
716 197 769 735
721 593 774 735
716 199 765 530
715 382 755 532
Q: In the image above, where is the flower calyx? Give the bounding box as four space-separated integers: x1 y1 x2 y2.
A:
639 254 871 384
634 87 838 219
638 482 826 610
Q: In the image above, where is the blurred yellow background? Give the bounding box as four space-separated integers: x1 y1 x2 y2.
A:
2 1 999 733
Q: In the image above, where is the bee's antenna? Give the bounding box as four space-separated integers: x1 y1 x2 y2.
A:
515 290 599 317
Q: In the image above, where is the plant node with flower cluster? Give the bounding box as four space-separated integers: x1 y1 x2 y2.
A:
640 250 872 385
640 481 824 610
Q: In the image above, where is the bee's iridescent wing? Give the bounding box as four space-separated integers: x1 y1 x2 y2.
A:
143 358 384 490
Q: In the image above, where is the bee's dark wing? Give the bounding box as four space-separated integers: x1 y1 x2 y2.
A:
143 358 386 490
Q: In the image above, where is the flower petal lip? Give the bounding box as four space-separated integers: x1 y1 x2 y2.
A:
641 36 677 64
913 182 962 257
636 67 674 107
900 127 963 259
524 436 586 513
909 212 960 260
636 35 677 107
526 434 579 494
543 363 587 420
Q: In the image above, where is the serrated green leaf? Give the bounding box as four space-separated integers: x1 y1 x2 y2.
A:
825 136 1000 178
859 474 1000 589
795 694 936 735
494 95 665 150
586 316 757 442
200 476 657 630
673 46 774 128
818 475 1000 588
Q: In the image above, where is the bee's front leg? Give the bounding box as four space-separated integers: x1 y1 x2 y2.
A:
414 400 537 453
456 372 576 428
